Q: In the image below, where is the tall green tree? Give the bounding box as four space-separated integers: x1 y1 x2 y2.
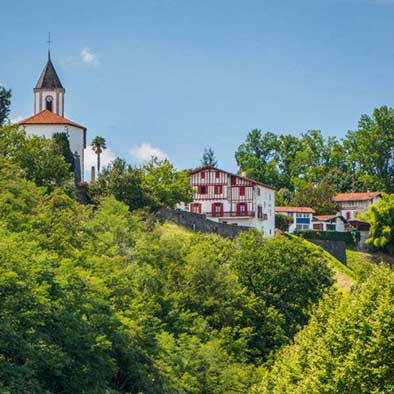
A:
343 106 394 192
0 85 11 125
52 132 75 173
235 129 281 188
91 136 107 175
366 193 394 254
201 146 218 167
0 125 72 189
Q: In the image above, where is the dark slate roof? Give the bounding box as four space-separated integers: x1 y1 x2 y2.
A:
35 52 64 89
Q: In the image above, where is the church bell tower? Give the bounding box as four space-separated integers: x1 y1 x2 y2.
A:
34 51 65 116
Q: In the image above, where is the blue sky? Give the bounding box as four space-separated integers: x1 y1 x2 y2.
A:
2 0 394 173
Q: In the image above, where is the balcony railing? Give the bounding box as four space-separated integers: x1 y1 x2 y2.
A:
206 211 256 218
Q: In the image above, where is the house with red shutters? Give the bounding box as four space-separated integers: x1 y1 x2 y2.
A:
185 166 275 237
333 192 381 220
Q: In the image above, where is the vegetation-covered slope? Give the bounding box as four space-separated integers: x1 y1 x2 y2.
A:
251 267 394 394
0 126 335 393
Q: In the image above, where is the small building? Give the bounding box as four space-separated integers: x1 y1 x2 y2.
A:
187 166 275 237
333 192 381 220
275 206 315 232
312 214 348 232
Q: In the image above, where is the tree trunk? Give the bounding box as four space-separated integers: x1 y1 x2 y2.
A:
97 151 101 175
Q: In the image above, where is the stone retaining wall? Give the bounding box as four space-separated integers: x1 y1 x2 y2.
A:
158 208 250 238
309 239 347 264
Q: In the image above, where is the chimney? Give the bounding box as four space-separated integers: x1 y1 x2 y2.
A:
241 169 247 177
91 166 96 183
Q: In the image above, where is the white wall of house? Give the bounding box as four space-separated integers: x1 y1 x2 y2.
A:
21 123 85 180
338 197 380 220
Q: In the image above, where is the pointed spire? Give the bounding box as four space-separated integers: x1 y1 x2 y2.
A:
35 56 64 89
47 32 52 61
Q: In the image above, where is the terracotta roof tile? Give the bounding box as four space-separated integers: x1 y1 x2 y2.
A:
333 192 381 202
18 110 86 131
189 165 275 190
275 206 315 213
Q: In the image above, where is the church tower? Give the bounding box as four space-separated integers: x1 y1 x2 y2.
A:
33 51 65 116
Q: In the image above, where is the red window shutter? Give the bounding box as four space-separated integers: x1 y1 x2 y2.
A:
231 176 236 186
201 171 206 179
215 170 220 178
240 186 245 196
211 203 216 217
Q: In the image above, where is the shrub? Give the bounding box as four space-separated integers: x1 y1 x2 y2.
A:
294 229 360 247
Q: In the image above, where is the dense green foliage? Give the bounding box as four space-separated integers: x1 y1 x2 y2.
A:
0 125 334 392
274 213 293 232
52 132 75 173
295 229 361 247
0 125 73 190
252 267 394 394
236 107 394 212
366 193 394 254
201 147 218 167
0 85 11 125
89 157 193 211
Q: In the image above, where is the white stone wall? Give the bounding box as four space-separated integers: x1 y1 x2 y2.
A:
21 123 85 180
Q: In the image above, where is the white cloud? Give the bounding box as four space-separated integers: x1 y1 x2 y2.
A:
84 146 115 180
80 48 99 66
128 143 168 162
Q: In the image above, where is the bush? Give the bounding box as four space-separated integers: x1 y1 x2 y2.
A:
275 214 293 232
294 229 360 247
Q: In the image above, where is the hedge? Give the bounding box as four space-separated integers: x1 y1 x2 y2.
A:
294 230 361 247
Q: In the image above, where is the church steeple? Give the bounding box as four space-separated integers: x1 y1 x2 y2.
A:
34 49 65 116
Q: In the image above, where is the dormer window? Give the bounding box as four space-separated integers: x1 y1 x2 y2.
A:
45 95 53 111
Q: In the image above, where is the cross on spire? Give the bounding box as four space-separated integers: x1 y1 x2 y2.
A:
47 32 52 60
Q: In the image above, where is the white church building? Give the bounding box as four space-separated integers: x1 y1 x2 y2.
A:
17 51 87 181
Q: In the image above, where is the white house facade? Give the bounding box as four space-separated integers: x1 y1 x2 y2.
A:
311 214 348 232
275 206 315 232
17 51 86 181
333 192 381 220
187 166 275 237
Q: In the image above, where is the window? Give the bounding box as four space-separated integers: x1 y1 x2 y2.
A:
257 205 263 219
215 170 220 179
212 203 223 217
201 171 206 180
237 202 248 216
214 185 222 194
239 186 245 196
256 188 261 196
198 185 207 194
326 224 336 231
190 203 201 214
296 224 309 230
45 95 53 111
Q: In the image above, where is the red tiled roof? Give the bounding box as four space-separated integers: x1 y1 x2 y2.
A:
333 192 381 202
313 214 337 221
18 110 86 131
275 206 315 213
189 165 275 190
